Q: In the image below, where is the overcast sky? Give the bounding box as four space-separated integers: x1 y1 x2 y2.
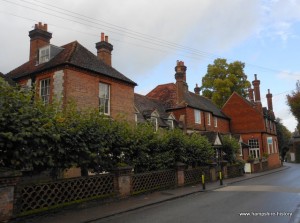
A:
0 0 299 132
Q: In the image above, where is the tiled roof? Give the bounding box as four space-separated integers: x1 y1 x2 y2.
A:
146 83 177 108
6 41 136 86
185 92 228 118
147 83 228 119
134 93 174 128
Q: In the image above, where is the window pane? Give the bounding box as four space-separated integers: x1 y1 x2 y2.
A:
194 110 201 124
40 78 50 104
99 83 110 115
214 117 217 127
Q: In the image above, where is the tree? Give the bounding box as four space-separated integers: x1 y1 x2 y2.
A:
185 133 214 167
275 118 292 160
287 80 300 131
0 78 55 171
221 135 240 164
201 58 251 108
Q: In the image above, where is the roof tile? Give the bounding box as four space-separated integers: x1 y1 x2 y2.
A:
7 41 136 86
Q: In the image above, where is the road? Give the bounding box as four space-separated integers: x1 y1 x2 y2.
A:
93 163 300 223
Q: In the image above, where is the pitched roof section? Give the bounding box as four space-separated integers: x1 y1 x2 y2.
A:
134 93 175 128
146 83 177 108
7 41 136 86
147 83 228 119
185 92 228 118
200 131 223 146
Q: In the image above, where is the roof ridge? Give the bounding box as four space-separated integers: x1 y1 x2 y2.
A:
64 41 78 63
156 82 175 87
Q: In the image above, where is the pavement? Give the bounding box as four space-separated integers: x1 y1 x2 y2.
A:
11 165 289 223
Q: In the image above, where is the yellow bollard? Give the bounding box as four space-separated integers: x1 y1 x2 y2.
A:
202 173 206 190
219 171 223 185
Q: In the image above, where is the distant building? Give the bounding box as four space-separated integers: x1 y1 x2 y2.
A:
146 61 231 134
222 74 281 169
287 131 300 163
137 61 281 170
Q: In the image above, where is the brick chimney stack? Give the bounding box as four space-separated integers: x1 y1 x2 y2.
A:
194 84 200 95
252 74 261 103
96 33 113 66
248 87 254 102
266 89 273 111
175 60 188 104
29 22 52 61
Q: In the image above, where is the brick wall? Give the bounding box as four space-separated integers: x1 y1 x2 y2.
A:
16 67 135 123
64 68 135 122
185 107 205 131
179 107 230 133
268 153 281 169
222 93 265 133
0 171 21 222
215 117 230 133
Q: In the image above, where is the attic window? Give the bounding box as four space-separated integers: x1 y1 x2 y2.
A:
39 46 50 63
167 114 175 130
167 119 174 129
150 117 158 131
38 45 63 64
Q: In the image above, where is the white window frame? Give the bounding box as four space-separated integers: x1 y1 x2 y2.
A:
267 137 274 154
265 118 269 129
207 113 211 125
150 117 158 132
39 45 50 64
248 139 260 158
40 78 51 104
134 113 138 123
99 82 110 115
214 117 218 127
194 109 201 124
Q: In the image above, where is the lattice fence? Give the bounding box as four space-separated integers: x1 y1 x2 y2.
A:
16 174 114 215
131 170 176 195
184 167 209 185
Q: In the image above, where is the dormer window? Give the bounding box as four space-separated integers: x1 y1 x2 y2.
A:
39 46 50 63
166 114 175 130
151 117 158 131
167 120 174 129
38 45 63 64
149 110 159 131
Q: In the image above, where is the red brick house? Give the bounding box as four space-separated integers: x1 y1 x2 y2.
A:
6 22 137 122
221 74 281 169
146 61 231 134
